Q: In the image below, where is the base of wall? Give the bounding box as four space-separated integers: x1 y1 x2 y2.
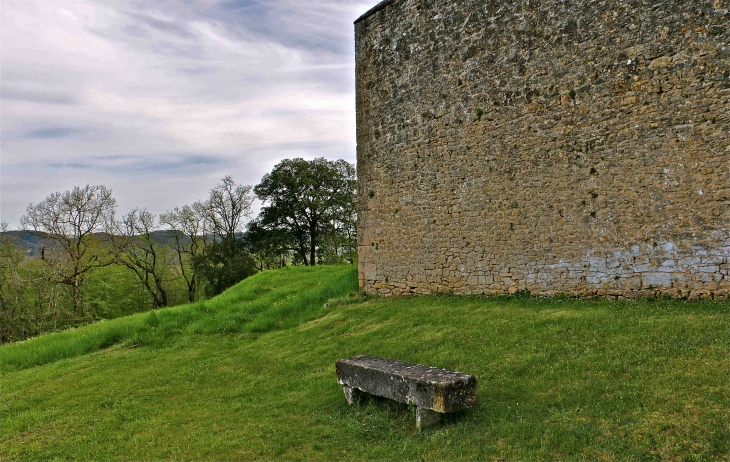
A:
359 239 730 301
360 282 730 301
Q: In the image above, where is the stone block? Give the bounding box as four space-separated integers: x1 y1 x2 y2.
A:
415 408 442 429
343 386 364 405
336 355 477 427
689 290 713 301
642 272 673 288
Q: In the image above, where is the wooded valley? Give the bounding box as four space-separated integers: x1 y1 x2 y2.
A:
0 157 356 342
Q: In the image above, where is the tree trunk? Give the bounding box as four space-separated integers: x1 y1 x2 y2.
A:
72 274 82 316
309 219 317 266
153 274 168 308
188 278 196 304
298 242 309 266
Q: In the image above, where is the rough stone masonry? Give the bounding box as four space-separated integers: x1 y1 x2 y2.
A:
355 0 730 300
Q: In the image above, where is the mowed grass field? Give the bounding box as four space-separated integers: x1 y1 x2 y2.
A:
1 266 728 461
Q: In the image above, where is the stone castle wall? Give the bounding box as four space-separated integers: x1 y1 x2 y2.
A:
355 0 730 299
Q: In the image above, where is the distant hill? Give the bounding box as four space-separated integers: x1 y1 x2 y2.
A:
148 230 193 246
1 230 193 257
1 230 59 257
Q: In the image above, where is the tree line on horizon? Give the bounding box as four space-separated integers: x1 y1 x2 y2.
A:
0 157 356 343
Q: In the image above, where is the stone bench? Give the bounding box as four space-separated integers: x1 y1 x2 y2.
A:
335 355 477 428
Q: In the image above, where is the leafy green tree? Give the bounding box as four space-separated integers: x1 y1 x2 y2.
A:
0 223 77 341
253 158 356 266
194 177 257 296
0 225 27 341
243 219 292 270
318 174 357 265
193 240 257 298
83 264 153 318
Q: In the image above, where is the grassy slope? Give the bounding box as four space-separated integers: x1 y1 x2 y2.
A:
1 265 358 372
1 266 728 461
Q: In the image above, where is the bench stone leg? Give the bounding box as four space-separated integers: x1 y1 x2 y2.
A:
416 407 441 429
343 386 363 405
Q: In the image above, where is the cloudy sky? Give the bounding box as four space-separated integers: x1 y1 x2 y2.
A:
1 0 381 228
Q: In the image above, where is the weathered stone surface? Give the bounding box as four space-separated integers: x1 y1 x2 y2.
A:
336 355 477 413
342 385 363 405
416 408 441 429
648 56 674 70
355 0 730 300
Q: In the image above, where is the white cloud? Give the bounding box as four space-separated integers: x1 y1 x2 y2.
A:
1 0 381 227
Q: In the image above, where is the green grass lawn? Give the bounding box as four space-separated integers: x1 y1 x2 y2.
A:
1 265 728 461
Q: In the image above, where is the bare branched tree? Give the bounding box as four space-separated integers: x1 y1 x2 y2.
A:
20 185 117 315
119 208 172 309
205 176 255 241
159 202 209 303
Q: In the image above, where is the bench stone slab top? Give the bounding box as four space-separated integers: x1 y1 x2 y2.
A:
335 355 477 413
